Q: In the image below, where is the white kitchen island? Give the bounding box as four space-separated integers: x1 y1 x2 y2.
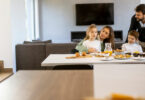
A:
41 54 145 98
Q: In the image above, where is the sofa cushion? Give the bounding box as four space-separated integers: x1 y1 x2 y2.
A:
16 44 46 70
46 43 77 56
114 42 124 49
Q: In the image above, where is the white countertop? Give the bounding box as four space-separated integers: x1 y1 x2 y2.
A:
41 54 145 67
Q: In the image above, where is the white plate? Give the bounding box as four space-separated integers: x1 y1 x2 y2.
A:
100 57 114 61
90 53 97 56
133 57 145 61
90 53 104 56
114 57 131 60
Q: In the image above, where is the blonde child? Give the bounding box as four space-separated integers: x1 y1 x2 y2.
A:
76 24 101 53
122 30 143 53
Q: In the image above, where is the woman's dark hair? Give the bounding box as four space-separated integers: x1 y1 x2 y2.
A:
103 26 115 49
135 4 145 14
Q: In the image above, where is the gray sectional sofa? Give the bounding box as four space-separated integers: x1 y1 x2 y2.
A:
16 42 77 70
16 41 123 70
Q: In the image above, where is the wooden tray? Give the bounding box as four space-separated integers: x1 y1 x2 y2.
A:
66 54 92 59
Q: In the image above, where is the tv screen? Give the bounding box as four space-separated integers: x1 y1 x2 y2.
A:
76 3 114 25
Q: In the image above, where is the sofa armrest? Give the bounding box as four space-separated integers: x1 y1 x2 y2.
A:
16 44 46 70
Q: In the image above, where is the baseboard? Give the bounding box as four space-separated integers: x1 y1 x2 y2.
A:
0 68 13 73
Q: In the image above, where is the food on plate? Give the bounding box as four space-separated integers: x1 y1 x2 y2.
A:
66 52 92 59
111 93 134 100
114 49 123 52
75 52 80 57
94 52 105 57
95 55 104 57
114 49 124 55
82 52 87 56
114 54 131 59
65 56 76 59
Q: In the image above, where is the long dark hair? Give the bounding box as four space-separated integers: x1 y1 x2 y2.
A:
102 26 115 49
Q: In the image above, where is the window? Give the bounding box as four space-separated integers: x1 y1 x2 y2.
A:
25 0 40 40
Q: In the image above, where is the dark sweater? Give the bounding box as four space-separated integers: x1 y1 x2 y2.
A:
126 15 145 42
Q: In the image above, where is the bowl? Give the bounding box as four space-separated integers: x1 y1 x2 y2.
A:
142 53 145 57
125 52 132 55
114 49 125 55
114 51 125 55
138 53 145 57
133 53 140 57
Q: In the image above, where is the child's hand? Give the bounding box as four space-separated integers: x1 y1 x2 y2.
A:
88 48 96 53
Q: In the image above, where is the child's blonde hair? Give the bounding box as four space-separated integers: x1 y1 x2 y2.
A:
84 24 97 40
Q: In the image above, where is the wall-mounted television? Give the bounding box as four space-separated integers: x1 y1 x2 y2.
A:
76 3 114 25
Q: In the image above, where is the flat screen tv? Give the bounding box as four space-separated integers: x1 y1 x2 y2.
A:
76 3 114 25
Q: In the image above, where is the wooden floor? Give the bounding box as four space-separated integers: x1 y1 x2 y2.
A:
0 70 93 100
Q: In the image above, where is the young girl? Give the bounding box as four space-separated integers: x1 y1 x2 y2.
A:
83 24 101 52
76 24 101 53
76 25 115 53
122 30 143 53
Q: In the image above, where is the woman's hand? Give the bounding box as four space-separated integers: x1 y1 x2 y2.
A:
88 48 96 53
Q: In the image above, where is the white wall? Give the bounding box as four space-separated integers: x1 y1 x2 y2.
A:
0 0 13 68
11 0 27 72
0 0 26 71
11 0 27 44
39 0 140 43
141 0 145 3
